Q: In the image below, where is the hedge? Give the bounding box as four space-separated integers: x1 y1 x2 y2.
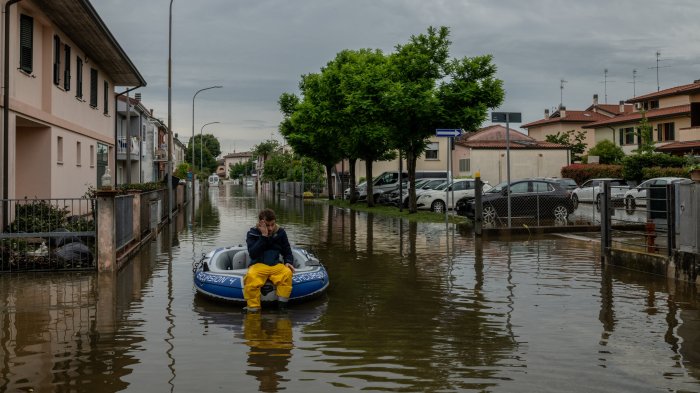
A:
560 164 623 186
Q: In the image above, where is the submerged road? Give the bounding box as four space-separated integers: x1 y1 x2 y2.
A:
1 183 699 392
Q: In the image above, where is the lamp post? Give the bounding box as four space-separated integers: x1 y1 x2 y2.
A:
167 0 174 220
199 121 219 173
191 85 221 202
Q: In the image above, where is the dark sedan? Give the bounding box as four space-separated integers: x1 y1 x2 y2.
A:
456 179 575 225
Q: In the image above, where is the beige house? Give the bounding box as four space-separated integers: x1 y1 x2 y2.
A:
337 126 567 189
455 125 568 186
522 94 633 154
583 80 700 155
223 151 253 179
2 0 145 204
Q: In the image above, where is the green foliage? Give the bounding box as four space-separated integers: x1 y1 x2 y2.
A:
587 140 625 164
253 140 279 161
287 157 325 185
621 153 687 183
561 164 623 185
186 134 221 174
262 152 291 181
229 159 255 179
7 201 69 233
174 162 191 179
641 166 691 179
116 181 165 193
633 112 656 155
545 130 587 162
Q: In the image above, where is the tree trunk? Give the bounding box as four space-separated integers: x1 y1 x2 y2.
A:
407 151 418 213
349 158 358 204
325 164 335 200
365 161 374 207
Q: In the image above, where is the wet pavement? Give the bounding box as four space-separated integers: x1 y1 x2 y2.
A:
1 183 700 392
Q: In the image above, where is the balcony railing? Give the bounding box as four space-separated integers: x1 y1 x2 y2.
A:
117 137 140 157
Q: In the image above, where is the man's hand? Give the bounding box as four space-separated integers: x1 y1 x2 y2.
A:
285 263 295 273
258 220 268 236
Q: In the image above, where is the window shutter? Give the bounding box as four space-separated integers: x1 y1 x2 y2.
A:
64 45 71 91
76 57 83 98
89 68 98 107
19 15 33 73
103 81 109 114
618 128 623 145
53 35 60 85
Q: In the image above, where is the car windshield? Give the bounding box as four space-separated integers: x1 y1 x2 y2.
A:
487 181 509 193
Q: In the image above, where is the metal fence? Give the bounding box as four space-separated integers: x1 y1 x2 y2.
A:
275 181 326 198
0 198 96 271
115 195 134 251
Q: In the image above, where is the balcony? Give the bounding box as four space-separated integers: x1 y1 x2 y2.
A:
117 136 140 161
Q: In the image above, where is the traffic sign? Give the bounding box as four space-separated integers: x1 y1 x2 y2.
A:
491 112 522 123
435 128 462 137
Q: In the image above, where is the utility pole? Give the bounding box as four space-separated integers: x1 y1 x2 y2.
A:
600 69 616 104
647 51 672 92
628 69 638 97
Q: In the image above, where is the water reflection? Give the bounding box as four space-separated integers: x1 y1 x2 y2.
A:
1 185 700 392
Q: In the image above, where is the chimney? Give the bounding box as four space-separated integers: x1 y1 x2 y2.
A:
135 93 141 102
593 94 598 105
150 109 153 116
544 109 550 119
559 105 566 118
619 100 625 113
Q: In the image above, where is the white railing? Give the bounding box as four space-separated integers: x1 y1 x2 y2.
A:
117 137 140 156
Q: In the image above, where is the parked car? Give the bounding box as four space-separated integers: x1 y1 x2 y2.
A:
378 179 429 205
391 178 447 207
456 179 575 225
344 181 367 200
416 179 492 213
623 177 687 209
571 178 629 208
534 177 578 192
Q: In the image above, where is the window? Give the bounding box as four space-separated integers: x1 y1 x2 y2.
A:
649 100 659 109
425 142 438 160
510 182 529 193
452 181 467 191
57 136 63 163
89 68 98 108
53 35 60 85
692 103 700 128
76 57 83 98
657 122 675 142
76 141 81 166
63 45 71 91
532 182 553 193
459 158 470 172
619 127 635 145
90 145 94 167
103 80 109 114
19 14 33 73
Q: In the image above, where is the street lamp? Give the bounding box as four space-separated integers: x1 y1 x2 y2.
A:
199 121 219 173
167 0 174 220
191 85 222 201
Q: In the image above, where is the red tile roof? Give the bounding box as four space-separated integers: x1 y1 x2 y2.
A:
655 140 700 152
456 125 566 149
582 105 690 128
458 141 567 149
627 81 700 103
458 125 533 142
522 110 610 128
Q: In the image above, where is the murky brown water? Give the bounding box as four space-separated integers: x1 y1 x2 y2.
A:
1 184 700 392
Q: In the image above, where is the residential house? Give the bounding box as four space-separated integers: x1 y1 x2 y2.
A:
1 0 145 204
173 135 186 171
455 125 568 185
522 94 633 156
116 94 160 184
336 126 567 191
223 151 253 179
583 80 700 156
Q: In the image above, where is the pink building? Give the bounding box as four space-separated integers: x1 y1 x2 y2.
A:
1 0 145 204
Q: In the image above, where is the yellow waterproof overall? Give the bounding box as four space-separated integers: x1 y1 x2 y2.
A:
243 263 293 309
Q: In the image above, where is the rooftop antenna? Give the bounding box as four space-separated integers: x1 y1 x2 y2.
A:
648 51 672 91
599 69 615 104
627 69 638 97
559 78 567 108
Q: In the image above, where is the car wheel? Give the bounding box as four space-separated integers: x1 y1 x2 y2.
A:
572 194 579 209
431 200 445 213
552 205 569 221
625 195 636 210
482 205 497 225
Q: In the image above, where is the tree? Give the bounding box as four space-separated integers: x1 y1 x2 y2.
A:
588 139 625 164
384 26 504 212
229 159 255 179
186 134 221 174
545 130 587 162
633 111 656 155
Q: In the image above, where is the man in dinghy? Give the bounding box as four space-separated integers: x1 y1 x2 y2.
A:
244 209 295 313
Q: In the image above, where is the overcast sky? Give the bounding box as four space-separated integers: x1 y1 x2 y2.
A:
93 0 700 154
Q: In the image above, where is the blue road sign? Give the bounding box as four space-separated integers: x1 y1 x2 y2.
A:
435 128 462 137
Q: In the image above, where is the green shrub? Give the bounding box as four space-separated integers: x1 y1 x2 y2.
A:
641 166 690 179
561 164 623 185
588 140 625 164
622 153 687 183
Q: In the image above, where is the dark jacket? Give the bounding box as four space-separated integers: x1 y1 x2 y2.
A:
246 226 294 266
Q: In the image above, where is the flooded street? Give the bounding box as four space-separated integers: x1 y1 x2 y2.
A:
2 183 700 392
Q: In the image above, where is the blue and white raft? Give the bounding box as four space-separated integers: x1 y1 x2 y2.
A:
193 245 329 305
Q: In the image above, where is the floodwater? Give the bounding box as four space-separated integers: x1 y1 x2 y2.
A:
1 184 700 392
